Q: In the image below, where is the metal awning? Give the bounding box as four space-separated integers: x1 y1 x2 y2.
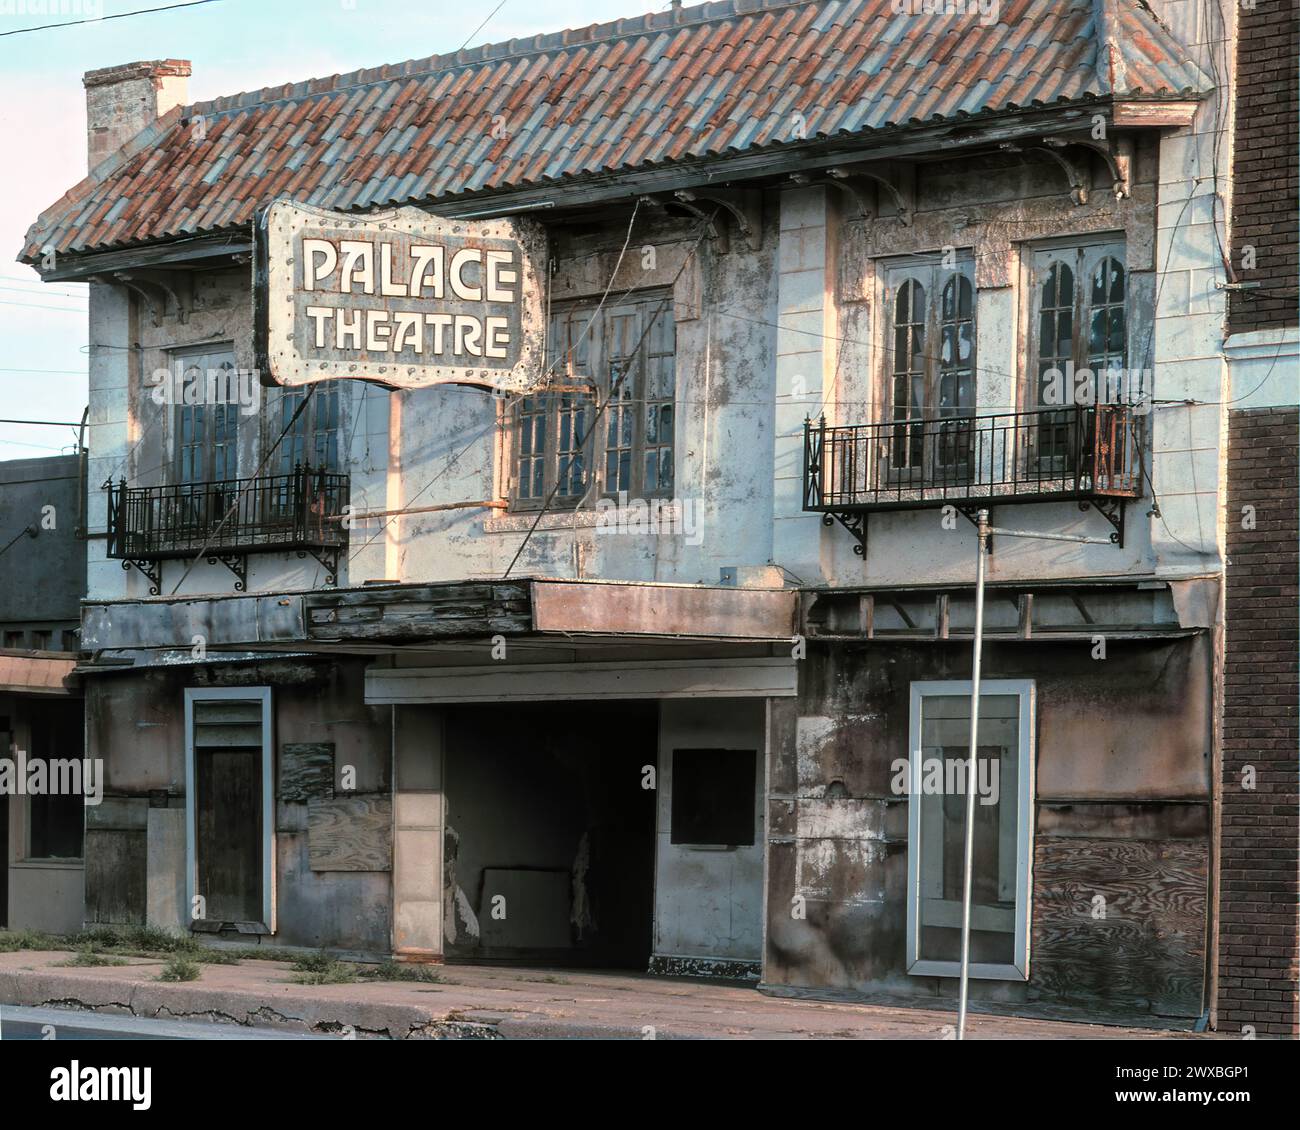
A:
0 649 78 695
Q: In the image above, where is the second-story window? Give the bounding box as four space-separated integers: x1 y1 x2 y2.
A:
275 381 345 475
173 347 240 483
881 256 977 484
1027 239 1128 470
510 292 675 510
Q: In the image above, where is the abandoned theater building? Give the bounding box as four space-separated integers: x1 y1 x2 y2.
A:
19 0 1299 1033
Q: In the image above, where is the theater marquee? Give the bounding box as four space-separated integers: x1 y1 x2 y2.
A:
254 201 548 392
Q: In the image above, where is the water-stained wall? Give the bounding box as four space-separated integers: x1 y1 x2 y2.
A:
82 658 392 953
766 635 1212 1021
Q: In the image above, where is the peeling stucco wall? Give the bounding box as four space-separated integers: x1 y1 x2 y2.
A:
81 658 393 952
766 636 1212 1019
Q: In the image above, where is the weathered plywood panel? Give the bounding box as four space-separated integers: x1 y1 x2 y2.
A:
84 828 146 925
307 795 393 872
1031 837 1207 1018
279 742 334 803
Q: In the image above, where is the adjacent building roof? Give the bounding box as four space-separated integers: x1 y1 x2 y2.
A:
21 0 1211 264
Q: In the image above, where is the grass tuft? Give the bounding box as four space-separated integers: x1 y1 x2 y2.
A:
157 956 202 982
290 951 358 984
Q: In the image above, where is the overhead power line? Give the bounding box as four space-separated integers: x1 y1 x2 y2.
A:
0 0 224 38
0 417 86 427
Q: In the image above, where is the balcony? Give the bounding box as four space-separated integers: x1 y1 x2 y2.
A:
803 404 1143 554
105 466 349 593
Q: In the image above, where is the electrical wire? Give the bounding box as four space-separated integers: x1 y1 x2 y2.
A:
0 0 223 38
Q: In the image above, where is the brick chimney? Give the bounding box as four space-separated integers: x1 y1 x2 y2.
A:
84 59 191 171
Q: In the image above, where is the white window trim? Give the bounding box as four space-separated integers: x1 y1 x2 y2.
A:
905 678 1035 981
183 686 275 932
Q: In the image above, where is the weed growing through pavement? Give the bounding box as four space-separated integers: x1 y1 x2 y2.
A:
291 952 358 985
157 956 202 982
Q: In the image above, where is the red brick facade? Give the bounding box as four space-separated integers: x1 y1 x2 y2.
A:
1217 407 1299 1036
1227 0 1299 334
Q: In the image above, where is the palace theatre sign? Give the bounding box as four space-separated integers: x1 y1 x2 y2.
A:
255 201 548 392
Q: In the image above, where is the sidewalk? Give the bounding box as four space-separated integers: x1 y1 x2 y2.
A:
0 949 1211 1040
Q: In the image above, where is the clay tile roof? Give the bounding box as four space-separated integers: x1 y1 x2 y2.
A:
21 0 1211 263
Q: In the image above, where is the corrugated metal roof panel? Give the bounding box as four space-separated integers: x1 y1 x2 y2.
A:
22 0 1211 262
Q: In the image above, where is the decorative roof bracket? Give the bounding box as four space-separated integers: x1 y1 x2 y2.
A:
672 188 761 253
110 269 194 325
1000 141 1091 205
827 165 914 226
1002 135 1133 205
787 171 873 222
1041 135 1133 201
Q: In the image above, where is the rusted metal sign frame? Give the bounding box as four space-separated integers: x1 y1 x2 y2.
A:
254 200 548 392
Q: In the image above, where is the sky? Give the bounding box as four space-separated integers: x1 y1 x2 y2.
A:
0 0 643 461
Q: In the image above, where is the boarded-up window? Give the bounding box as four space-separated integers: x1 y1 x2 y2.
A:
670 748 756 846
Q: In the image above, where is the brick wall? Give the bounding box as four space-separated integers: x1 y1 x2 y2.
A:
1227 0 1299 334
1217 407 1299 1036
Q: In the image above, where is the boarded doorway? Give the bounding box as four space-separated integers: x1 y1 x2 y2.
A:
185 689 272 930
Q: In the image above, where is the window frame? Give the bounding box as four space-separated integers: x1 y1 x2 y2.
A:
183 686 275 933
1023 235 1131 412
270 380 349 476
905 678 1036 981
878 254 978 483
169 344 241 485
508 290 676 512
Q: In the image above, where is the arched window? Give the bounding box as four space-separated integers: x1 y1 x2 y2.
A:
939 275 975 415
891 278 927 471
1088 256 1127 400
1036 260 1074 409
1029 241 1130 474
883 258 977 482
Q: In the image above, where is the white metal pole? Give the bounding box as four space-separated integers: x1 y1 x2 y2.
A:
956 507 989 1040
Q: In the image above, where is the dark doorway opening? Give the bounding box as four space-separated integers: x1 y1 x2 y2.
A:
443 700 657 970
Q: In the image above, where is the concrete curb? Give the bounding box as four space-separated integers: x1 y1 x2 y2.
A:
0 967 503 1040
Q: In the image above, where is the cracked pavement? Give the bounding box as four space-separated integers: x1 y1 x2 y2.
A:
0 950 1216 1040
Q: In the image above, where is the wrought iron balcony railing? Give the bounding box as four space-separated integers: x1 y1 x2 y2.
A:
105 466 349 592
803 404 1143 554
